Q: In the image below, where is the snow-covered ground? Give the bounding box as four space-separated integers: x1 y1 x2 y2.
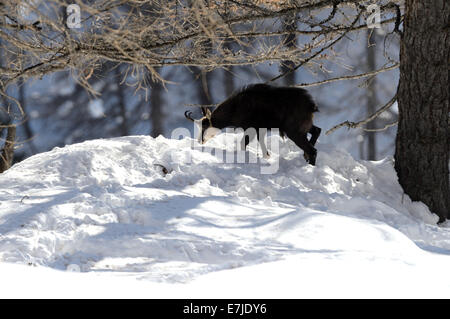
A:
0 134 449 298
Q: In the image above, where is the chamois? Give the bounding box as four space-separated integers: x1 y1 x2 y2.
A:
184 83 321 165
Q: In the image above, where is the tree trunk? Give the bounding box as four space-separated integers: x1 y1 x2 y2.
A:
18 79 37 155
191 66 212 109
0 124 16 173
222 4 235 97
114 66 129 136
280 13 297 86
365 30 378 161
149 69 164 138
223 40 235 97
395 0 449 222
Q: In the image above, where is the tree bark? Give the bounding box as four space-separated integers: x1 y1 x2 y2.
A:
365 30 378 161
280 12 297 85
149 69 164 138
18 79 37 155
114 66 129 136
395 0 449 222
223 39 235 97
191 66 212 109
0 124 16 173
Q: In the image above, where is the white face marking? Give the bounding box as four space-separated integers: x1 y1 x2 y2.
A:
202 127 221 144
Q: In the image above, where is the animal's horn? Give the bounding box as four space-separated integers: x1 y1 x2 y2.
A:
201 107 212 118
184 110 195 122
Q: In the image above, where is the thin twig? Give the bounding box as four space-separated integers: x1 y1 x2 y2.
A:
267 9 363 83
362 121 398 132
294 63 399 88
184 103 218 109
326 93 398 135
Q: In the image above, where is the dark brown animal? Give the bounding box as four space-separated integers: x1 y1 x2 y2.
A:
185 83 321 165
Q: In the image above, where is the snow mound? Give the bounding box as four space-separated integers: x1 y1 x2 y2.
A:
0 134 449 292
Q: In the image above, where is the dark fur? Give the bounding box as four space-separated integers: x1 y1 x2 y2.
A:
189 83 321 165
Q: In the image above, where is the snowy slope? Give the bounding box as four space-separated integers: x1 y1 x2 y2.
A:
0 134 450 298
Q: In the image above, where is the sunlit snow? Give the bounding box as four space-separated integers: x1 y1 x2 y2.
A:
0 134 449 298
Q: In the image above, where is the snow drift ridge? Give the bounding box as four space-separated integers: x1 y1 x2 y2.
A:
0 134 448 285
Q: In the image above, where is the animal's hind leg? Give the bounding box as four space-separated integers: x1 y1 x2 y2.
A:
308 125 321 146
240 130 256 151
240 135 250 151
257 129 270 159
286 131 317 165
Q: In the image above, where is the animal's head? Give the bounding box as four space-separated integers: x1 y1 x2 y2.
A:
184 107 220 144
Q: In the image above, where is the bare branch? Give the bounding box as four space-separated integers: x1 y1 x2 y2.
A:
267 8 364 83
362 121 398 132
326 93 398 135
0 0 403 87
294 63 399 88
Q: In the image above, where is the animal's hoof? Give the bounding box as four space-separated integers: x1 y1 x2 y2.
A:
303 152 309 161
263 151 270 159
304 150 316 166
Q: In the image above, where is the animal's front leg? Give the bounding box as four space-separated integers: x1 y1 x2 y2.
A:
304 126 320 162
287 131 317 165
308 125 321 146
